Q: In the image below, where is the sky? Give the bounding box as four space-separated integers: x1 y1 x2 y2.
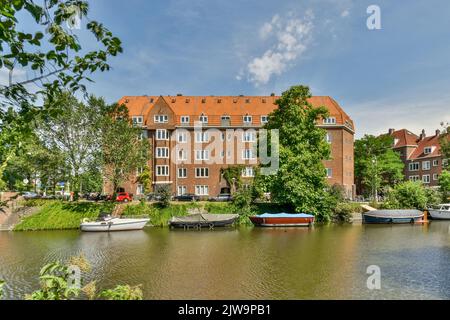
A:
3 0 450 138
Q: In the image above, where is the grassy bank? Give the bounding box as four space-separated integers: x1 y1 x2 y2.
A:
14 199 363 230
122 201 295 227
14 201 114 231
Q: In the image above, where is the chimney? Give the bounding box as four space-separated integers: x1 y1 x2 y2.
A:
270 93 275 96
420 129 426 140
176 93 183 96
436 129 440 136
388 128 395 135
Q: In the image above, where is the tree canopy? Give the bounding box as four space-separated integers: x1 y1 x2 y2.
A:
258 85 333 220
354 134 404 199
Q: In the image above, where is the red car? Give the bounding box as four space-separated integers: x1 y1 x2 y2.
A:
116 192 133 202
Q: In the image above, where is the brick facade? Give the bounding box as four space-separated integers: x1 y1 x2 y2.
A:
389 128 446 187
107 95 356 199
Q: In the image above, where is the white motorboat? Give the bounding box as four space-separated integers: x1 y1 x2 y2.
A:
428 204 450 220
80 213 150 232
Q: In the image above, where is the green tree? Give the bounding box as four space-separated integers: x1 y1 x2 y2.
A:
0 0 122 113
36 93 102 194
259 85 332 221
355 134 404 200
384 181 429 210
137 166 152 194
101 103 150 195
0 1 122 187
155 184 172 208
439 170 450 202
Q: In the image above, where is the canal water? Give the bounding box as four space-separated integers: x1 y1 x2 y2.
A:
1 222 450 300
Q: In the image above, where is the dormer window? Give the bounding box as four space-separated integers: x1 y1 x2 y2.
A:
424 146 434 155
154 115 168 123
323 117 336 125
180 116 190 124
132 116 143 126
260 115 269 124
243 115 252 124
199 114 208 124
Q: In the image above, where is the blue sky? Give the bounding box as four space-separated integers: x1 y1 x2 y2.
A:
4 0 450 137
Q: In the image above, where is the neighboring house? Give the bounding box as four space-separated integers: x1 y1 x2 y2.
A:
106 95 355 199
389 128 447 187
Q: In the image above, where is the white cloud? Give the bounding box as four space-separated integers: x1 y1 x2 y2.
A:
244 11 314 87
348 95 450 138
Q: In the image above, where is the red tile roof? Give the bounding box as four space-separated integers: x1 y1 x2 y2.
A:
409 135 441 159
119 95 354 128
391 129 419 147
390 129 445 159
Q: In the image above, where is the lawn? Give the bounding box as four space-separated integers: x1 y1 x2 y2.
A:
14 201 114 231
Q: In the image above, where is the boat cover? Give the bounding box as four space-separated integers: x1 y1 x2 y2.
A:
255 213 314 218
170 213 238 223
364 209 423 218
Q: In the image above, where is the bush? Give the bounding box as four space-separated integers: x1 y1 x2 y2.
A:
155 184 172 208
383 181 429 210
332 203 362 223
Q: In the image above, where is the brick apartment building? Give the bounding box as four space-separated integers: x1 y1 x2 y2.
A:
107 95 355 198
389 128 447 187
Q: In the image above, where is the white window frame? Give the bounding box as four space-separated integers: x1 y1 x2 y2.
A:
195 131 210 143
156 147 169 159
154 115 168 123
199 115 208 124
195 167 209 178
409 162 419 171
195 185 209 196
422 174 430 184
242 149 255 160
136 184 145 195
177 149 187 161
242 167 255 177
325 133 332 143
243 115 252 124
177 132 187 143
323 117 336 125
156 165 169 177
432 159 439 166
433 173 439 181
132 116 143 126
422 161 431 171
195 150 209 161
260 115 268 124
136 167 144 176
242 131 256 142
156 129 169 140
180 116 190 124
409 175 420 182
424 147 432 155
326 168 332 178
178 168 187 178
177 186 187 196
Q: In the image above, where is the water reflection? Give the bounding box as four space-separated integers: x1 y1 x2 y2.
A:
1 221 450 299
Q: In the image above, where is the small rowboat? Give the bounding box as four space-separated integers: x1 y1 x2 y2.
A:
362 209 424 224
80 213 150 232
249 213 315 227
169 213 239 229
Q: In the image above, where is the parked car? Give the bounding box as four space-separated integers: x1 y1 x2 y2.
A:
22 192 39 200
116 192 133 202
174 194 200 202
208 194 233 202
